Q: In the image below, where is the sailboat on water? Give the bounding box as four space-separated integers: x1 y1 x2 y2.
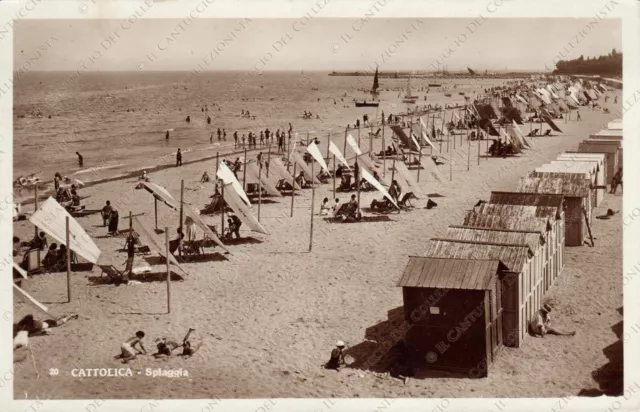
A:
355 67 380 107
402 76 418 103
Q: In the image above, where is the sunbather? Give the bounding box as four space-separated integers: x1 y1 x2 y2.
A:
101 201 112 226
295 171 307 188
201 171 211 183
15 313 79 336
154 328 200 358
325 340 346 370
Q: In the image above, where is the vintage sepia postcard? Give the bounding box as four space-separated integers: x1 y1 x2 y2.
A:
1 0 639 411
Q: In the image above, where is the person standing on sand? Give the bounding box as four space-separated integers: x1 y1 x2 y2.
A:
176 149 182 167
76 152 83 168
54 172 62 191
234 131 238 148
217 128 222 141
223 129 227 141
210 133 213 144
260 131 264 145
576 111 582 121
242 134 246 147
166 130 170 140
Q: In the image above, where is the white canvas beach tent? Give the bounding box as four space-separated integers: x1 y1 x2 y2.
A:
244 162 282 197
291 151 321 184
29 197 101 264
222 182 269 234
131 216 190 276
361 166 399 209
217 161 252 206
14 282 52 318
269 158 301 189
142 182 231 254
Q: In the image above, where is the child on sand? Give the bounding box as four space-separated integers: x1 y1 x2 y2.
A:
154 328 202 358
117 331 147 363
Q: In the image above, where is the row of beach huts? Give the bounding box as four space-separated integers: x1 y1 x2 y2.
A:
395 119 622 378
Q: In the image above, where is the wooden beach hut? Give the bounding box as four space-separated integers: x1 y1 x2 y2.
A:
397 257 506 377
488 192 565 284
577 140 621 179
533 164 597 209
556 153 606 203
517 175 591 247
607 119 622 130
590 129 622 141
423 239 536 348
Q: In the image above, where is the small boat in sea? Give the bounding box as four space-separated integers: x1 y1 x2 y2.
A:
458 92 465 95
402 77 418 103
355 67 381 107
444 93 452 97
428 83 442 87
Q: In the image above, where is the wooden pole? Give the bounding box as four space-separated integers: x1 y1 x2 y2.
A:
290 161 297 217
307 130 310 146
391 153 396 184
66 216 71 302
382 126 386 177
332 154 336 200
129 210 132 232
154 198 158 231
266 144 271 178
309 160 315 252
34 184 40 264
165 228 171 313
582 206 595 247
357 127 361 148
220 182 225 240
242 147 248 192
467 128 471 171
216 152 219 176
34 184 38 238
179 179 184 258
326 131 331 160
343 127 348 157
477 123 480 166
356 156 361 217
258 162 262 222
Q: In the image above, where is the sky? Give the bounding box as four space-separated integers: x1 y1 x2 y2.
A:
14 18 621 72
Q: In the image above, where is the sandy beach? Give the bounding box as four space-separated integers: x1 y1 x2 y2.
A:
12 84 622 399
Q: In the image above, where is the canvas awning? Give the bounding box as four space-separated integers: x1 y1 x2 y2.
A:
269 158 301 189
245 162 282 197
132 216 190 276
217 161 251 206
395 162 425 199
223 183 269 234
291 151 321 184
143 182 180 210
14 283 51 318
29 197 101 264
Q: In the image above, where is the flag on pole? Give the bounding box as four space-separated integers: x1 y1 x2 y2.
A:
329 141 351 169
306 142 329 171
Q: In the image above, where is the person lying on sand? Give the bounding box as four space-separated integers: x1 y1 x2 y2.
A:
154 328 197 358
115 331 147 363
15 313 79 336
529 304 576 338
201 171 211 183
325 341 346 371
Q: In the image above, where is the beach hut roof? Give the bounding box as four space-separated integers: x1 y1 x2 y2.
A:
580 140 622 150
591 129 622 138
556 153 605 167
529 170 592 183
396 257 507 290
489 191 563 219
547 160 598 173
517 175 590 198
476 202 558 221
446 226 545 252
463 211 551 234
424 239 532 272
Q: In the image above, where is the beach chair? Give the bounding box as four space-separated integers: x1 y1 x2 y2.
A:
369 128 381 138
99 264 125 282
543 129 551 136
